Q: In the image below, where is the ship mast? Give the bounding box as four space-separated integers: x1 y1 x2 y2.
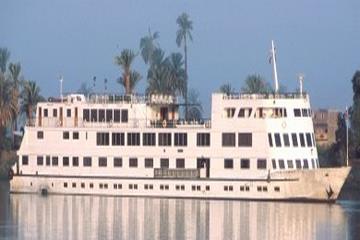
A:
271 40 279 93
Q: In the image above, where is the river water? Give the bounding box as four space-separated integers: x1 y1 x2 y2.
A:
0 182 360 240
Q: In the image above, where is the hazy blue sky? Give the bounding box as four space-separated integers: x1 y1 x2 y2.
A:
1 0 359 115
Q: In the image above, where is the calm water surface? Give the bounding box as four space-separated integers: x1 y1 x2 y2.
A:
1 182 360 240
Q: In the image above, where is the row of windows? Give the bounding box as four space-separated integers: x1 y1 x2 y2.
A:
222 133 252 147
294 108 312 117
43 108 73 118
224 158 266 169
223 158 318 170
268 132 315 148
60 181 280 193
225 107 312 119
83 109 128 123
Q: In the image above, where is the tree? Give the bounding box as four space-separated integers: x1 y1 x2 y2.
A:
140 29 159 66
77 82 92 96
114 49 137 95
219 83 235 96
166 52 186 96
241 74 271 94
176 13 193 120
8 62 22 147
187 88 202 121
21 81 44 125
117 70 142 94
0 73 17 149
146 63 172 95
0 48 10 73
351 70 360 152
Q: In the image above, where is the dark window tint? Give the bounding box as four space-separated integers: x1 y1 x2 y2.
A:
299 133 305 147
83 157 92 167
72 157 79 167
143 133 156 146
129 158 138 168
112 132 125 146
240 159 250 169
303 159 309 169
302 109 308 117
52 156 58 166
44 109 48 117
294 109 301 117
268 133 273 147
257 159 267 169
91 109 97 122
196 133 210 146
291 133 298 147
96 132 110 146
287 160 294 169
274 133 281 147
114 157 122 167
279 159 285 169
46 156 51 166
127 132 140 146
37 156 43 166
238 133 252 147
22 155 29 165
83 109 90 121
224 159 233 169
295 159 302 169
306 133 312 147
121 109 128 122
114 110 121 123
98 157 107 167
73 132 79 140
176 158 185 168
174 133 187 146
144 158 153 168
98 109 105 122
66 109 71 117
222 133 235 147
160 158 169 169
283 134 290 147
63 157 69 166
106 109 113 122
272 159 276 169
63 131 70 140
53 109 57 117
37 131 44 139
159 133 171 146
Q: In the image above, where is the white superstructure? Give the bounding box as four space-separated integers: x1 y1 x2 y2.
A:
10 42 350 202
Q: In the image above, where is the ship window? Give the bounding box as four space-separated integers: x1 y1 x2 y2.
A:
83 157 92 167
106 109 113 122
44 109 48 117
274 186 280 192
238 108 245 117
127 132 140 146
63 131 70 140
174 133 187 146
240 158 250 169
312 133 316 146
37 156 44 166
114 110 121 123
222 133 235 147
64 182 68 188
225 108 236 118
129 158 138 167
83 109 90 122
283 134 290 147
287 160 294 169
143 133 156 146
238 133 252 147
37 131 44 139
197 133 210 146
159 133 172 146
291 133 298 147
306 133 312 147
160 158 169 169
294 109 301 117
114 157 122 167
284 108 287 117
66 109 71 117
295 159 301 169
303 159 309 169
121 109 128 123
272 159 276 169
268 133 273 147
53 109 57 117
63 157 69 166
81 183 85 188
311 159 315 169
274 133 281 147
98 157 107 167
72 157 79 167
46 156 50 166
112 132 125 146
52 156 58 166
91 109 97 122
176 158 185 168
302 109 308 117
299 133 305 147
278 159 285 169
73 132 79 140
257 159 267 169
144 158 153 168
224 158 233 169
97 132 110 146
89 183 94 188
98 109 105 122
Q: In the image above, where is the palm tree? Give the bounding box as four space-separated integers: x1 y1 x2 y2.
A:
117 70 142 94
146 64 172 95
114 49 137 95
8 62 22 147
187 88 202 121
176 13 193 119
166 52 186 96
21 81 44 125
0 48 10 73
140 29 159 65
241 74 271 94
219 83 235 96
0 73 17 149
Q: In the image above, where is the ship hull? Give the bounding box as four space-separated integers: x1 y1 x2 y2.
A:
9 167 351 202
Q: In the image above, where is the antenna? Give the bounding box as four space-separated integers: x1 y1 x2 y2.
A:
59 75 63 102
271 40 279 93
298 73 304 95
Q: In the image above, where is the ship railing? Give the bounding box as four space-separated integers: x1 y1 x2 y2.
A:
154 168 200 179
222 92 307 100
83 93 179 105
148 119 211 129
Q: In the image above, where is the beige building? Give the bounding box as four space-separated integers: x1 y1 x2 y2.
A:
313 109 340 147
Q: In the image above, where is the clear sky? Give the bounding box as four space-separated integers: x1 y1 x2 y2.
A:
1 0 359 116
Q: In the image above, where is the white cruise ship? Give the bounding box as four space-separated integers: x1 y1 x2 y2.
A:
10 42 350 202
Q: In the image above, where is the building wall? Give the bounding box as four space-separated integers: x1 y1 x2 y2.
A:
313 109 340 147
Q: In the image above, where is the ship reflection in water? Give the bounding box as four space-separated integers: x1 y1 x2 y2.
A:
2 194 360 240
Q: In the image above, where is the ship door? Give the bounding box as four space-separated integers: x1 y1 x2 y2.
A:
74 107 78 127
59 107 63 127
197 157 210 178
38 107 42 127
160 107 168 120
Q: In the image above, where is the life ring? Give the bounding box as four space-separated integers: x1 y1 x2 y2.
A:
162 120 167 128
8 169 14 180
281 121 287 129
